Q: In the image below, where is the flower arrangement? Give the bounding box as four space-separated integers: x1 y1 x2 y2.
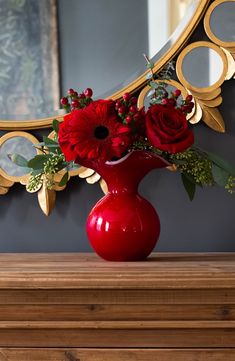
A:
10 61 235 200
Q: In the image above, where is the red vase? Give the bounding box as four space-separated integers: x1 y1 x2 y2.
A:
84 151 168 261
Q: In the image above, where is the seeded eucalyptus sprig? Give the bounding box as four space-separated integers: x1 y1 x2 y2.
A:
9 119 74 191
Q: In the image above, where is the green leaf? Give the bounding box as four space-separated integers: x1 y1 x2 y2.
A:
212 164 229 187
31 169 43 176
52 119 60 134
149 81 159 89
8 154 28 167
58 171 69 187
27 155 49 170
181 173 196 201
43 136 61 154
147 62 154 69
207 151 235 176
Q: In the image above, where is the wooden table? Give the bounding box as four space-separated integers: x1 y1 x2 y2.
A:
0 253 234 360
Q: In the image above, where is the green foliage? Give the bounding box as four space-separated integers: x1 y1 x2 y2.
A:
171 149 214 187
181 173 196 201
207 151 235 177
27 155 49 170
8 154 29 168
52 119 60 134
212 164 229 187
59 171 69 187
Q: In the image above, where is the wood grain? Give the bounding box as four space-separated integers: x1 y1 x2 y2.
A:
0 253 233 289
1 348 235 361
0 253 234 353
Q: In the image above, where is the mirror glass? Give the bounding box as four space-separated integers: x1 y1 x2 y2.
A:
143 84 185 109
0 137 36 177
181 47 224 88
0 0 198 123
210 1 235 42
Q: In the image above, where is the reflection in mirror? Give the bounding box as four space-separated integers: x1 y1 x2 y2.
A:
59 0 196 98
0 0 59 118
209 1 235 42
0 137 36 177
181 47 224 88
0 0 202 125
143 84 184 110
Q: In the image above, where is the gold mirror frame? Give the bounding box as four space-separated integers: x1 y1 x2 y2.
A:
0 0 210 130
1 0 235 215
204 0 235 53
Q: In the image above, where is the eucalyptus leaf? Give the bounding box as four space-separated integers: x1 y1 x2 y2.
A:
8 153 28 167
181 173 196 201
27 155 49 170
59 171 69 187
207 151 235 176
43 136 61 154
212 164 229 187
52 119 60 134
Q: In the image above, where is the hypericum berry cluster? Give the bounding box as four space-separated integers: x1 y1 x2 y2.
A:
60 88 93 112
160 89 194 114
115 92 145 137
179 94 194 115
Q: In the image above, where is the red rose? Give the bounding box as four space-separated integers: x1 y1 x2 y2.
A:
146 104 194 154
58 100 131 162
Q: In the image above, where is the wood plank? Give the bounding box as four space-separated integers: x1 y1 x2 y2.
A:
0 328 235 347
0 303 234 321
1 348 235 361
0 289 234 304
0 253 233 289
0 320 235 329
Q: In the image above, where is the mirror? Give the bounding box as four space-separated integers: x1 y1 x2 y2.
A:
0 133 37 180
207 0 235 43
181 47 224 88
176 41 227 92
0 0 207 129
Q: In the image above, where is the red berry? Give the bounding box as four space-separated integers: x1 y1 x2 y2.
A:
115 100 122 109
186 94 193 103
71 99 80 108
79 93 86 99
84 88 93 98
162 91 168 99
130 97 137 105
129 105 137 114
73 91 78 97
123 92 131 101
60 97 68 106
173 89 181 98
133 112 141 121
182 105 192 113
67 88 75 95
188 101 194 108
168 98 176 106
118 106 127 115
126 115 132 123
162 98 168 105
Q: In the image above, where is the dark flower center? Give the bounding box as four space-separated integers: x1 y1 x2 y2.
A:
94 125 109 139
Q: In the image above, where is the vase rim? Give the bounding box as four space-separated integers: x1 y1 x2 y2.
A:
105 151 133 165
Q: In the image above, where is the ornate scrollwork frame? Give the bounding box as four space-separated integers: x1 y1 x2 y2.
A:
0 0 234 215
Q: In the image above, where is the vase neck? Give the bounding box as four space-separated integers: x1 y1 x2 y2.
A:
80 151 169 194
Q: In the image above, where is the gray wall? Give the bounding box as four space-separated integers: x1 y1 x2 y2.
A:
0 1 235 252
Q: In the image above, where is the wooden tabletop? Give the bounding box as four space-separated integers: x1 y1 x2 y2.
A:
0 252 234 289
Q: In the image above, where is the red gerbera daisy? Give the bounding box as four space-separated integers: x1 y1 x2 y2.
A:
58 100 131 162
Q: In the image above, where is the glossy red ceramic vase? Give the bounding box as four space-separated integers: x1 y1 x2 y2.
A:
85 151 168 261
